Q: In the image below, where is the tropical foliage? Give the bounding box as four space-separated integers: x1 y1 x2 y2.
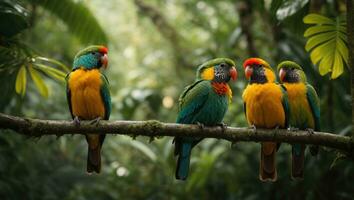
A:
0 0 352 199
304 14 348 79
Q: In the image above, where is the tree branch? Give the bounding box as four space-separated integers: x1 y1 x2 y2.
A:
0 113 353 156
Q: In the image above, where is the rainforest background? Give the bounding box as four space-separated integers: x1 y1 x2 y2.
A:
0 0 352 199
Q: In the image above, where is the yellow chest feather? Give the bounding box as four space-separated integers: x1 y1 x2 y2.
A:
283 83 314 128
68 69 105 119
242 83 286 128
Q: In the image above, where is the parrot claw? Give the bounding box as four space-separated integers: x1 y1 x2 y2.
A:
288 126 299 132
73 116 81 126
90 117 102 126
196 122 205 129
217 122 228 132
306 128 315 135
249 124 257 132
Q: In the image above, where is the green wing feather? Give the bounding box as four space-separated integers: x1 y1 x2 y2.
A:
280 84 290 128
306 84 320 131
176 80 210 124
100 73 111 120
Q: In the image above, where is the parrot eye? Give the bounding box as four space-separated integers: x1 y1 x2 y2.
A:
220 63 227 68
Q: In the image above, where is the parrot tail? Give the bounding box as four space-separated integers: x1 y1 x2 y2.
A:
86 135 102 174
260 142 277 182
291 144 305 180
175 142 192 180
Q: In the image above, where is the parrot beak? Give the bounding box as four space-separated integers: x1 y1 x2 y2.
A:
101 54 108 69
279 68 286 82
244 65 253 79
229 66 237 81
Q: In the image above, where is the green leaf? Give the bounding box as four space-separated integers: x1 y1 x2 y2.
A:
304 25 336 37
303 14 334 24
0 0 29 37
33 63 66 83
15 66 27 97
276 0 309 21
35 56 70 72
27 0 108 45
304 14 348 78
331 49 344 79
28 65 49 98
305 31 336 51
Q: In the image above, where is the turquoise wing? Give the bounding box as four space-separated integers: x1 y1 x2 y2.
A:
176 80 211 124
100 73 111 120
280 84 290 128
306 84 320 131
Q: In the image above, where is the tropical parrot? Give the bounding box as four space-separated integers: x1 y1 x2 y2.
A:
242 58 289 182
66 45 111 173
277 61 320 180
174 58 237 180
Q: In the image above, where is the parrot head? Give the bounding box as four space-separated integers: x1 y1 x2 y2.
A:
73 45 108 70
243 58 275 84
277 61 307 83
196 58 237 83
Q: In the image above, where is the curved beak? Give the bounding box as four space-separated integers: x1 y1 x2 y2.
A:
101 54 108 69
244 65 253 79
279 68 286 82
229 66 237 81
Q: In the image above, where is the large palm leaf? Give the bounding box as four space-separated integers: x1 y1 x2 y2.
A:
303 14 348 79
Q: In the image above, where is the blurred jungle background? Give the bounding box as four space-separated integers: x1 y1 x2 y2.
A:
0 0 352 199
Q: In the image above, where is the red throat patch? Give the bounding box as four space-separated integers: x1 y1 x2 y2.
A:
211 82 232 102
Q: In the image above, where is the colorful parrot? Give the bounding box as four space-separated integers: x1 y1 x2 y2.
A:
66 45 111 173
242 58 289 182
174 58 237 180
277 61 320 180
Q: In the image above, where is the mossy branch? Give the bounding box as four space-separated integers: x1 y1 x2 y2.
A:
0 113 353 156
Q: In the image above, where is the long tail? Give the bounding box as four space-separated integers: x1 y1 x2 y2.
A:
175 142 192 180
86 135 104 174
260 142 277 182
291 144 305 180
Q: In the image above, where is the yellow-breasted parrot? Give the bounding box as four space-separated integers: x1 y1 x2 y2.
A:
242 58 289 182
277 61 320 180
174 58 237 180
66 45 111 173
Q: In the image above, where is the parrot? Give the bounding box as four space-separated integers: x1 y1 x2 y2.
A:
242 58 289 182
174 58 237 180
66 45 111 174
277 61 320 180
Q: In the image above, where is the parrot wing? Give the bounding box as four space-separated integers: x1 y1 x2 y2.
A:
280 84 290 128
176 80 211 124
65 72 74 119
100 73 111 120
306 84 320 131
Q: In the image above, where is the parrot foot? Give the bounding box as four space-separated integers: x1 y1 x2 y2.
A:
306 128 315 135
73 116 81 126
288 126 299 132
90 117 102 126
217 122 228 132
249 124 257 132
307 128 319 156
196 122 205 129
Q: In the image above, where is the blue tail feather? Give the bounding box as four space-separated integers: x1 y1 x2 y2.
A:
176 142 192 180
